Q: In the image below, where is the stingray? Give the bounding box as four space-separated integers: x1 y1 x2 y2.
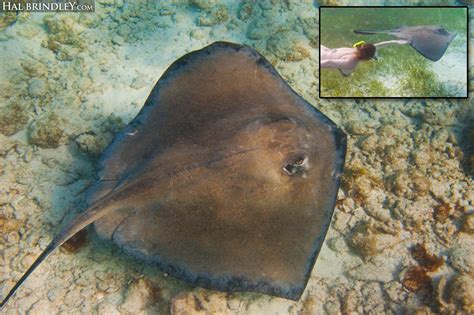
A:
0 42 346 307
354 25 456 61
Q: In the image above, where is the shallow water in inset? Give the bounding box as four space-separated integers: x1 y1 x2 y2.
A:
320 7 468 97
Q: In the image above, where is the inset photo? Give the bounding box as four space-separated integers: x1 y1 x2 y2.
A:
319 6 468 98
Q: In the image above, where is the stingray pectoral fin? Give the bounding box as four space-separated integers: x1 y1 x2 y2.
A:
102 197 313 300
410 32 456 61
0 198 118 308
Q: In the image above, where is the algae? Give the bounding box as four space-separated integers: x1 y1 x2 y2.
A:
28 113 67 148
43 15 86 61
0 101 30 136
266 31 310 62
196 5 229 27
0 12 18 30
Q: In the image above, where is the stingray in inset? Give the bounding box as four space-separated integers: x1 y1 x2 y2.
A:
354 25 456 61
0 42 346 307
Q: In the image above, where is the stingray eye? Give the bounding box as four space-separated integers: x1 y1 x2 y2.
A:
283 154 308 176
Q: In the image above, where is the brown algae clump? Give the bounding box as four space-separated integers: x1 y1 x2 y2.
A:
28 113 67 148
447 274 474 312
196 5 228 27
433 202 452 224
402 266 432 293
340 162 383 204
0 12 18 30
43 15 86 60
410 244 444 272
189 0 217 10
461 213 474 234
0 101 30 136
266 31 311 62
237 0 255 21
402 244 443 293
347 222 398 260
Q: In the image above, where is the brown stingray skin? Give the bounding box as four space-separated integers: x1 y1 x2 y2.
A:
354 25 456 62
88 42 346 300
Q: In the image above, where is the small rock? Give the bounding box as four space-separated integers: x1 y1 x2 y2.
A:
171 290 229 315
347 222 398 260
342 290 359 314
226 297 242 312
28 113 67 148
20 253 35 269
447 274 474 312
197 5 228 27
266 31 310 62
190 29 204 39
119 278 152 313
189 0 217 9
47 286 66 302
28 78 47 98
5 231 20 245
327 236 349 253
238 0 254 21
360 282 386 313
433 202 452 224
28 299 58 315
0 134 15 156
159 8 173 16
449 236 474 274
347 261 394 282
74 132 106 157
384 281 407 304
0 102 30 136
324 300 340 314
130 75 149 90
345 119 373 135
111 34 125 46
97 302 121 315
461 213 474 234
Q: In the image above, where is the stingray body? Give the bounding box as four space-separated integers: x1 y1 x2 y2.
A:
1 42 346 307
354 25 456 61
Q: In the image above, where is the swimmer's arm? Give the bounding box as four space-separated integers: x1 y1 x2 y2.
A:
374 39 410 49
320 58 354 69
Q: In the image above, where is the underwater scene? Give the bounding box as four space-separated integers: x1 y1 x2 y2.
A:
0 0 473 314
320 7 468 98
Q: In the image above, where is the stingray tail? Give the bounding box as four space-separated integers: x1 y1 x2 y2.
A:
0 242 55 309
0 199 117 309
353 29 393 35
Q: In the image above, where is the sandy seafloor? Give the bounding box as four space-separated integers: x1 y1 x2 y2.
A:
0 0 473 314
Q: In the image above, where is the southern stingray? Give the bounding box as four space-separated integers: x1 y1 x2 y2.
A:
354 25 456 61
0 42 346 306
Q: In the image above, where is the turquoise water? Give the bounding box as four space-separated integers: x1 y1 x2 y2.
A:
320 7 468 97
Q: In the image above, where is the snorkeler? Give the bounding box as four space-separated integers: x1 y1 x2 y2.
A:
320 39 408 76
